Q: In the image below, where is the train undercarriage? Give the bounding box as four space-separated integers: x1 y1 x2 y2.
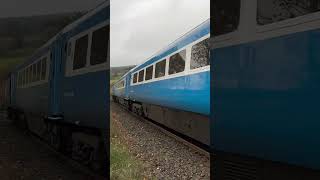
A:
112 96 210 146
7 107 108 176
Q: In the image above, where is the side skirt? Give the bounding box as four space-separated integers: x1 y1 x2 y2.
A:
211 151 320 180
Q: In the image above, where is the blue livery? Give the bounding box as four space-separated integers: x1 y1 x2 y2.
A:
6 1 109 174
112 19 210 116
211 0 320 178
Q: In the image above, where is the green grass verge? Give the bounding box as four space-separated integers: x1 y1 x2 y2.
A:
110 118 144 180
110 143 143 180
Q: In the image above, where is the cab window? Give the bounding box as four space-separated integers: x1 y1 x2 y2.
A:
258 0 320 25
191 38 210 69
212 0 240 36
169 50 186 75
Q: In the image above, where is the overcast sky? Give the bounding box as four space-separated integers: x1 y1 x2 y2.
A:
0 0 106 18
111 0 209 67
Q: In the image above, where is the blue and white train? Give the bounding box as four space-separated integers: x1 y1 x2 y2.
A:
5 1 109 173
211 0 320 179
112 20 210 145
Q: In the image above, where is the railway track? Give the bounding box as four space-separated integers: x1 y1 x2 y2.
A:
29 133 107 180
113 101 210 158
0 110 107 179
3 110 107 180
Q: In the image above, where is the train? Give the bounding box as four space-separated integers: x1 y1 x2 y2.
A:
4 1 109 174
111 19 210 146
211 0 320 179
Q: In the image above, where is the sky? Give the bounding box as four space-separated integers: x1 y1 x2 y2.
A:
111 0 210 67
0 0 106 18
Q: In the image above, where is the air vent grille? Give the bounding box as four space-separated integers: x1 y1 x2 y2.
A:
223 159 259 180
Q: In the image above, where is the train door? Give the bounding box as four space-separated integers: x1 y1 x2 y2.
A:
62 22 109 129
48 40 60 116
210 0 242 149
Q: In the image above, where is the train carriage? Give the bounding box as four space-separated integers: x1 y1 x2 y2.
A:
211 0 320 179
112 20 210 145
7 1 109 174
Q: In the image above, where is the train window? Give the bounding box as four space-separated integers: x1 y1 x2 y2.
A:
28 67 31 84
212 0 240 36
169 50 186 75
257 0 320 25
32 64 37 82
73 34 88 70
41 58 47 80
25 68 29 85
90 25 109 65
19 72 21 87
138 69 144 82
18 73 20 87
121 80 125 88
145 65 153 81
29 66 32 83
20 71 23 87
191 38 210 69
133 73 138 84
155 59 166 78
36 61 41 81
23 70 26 86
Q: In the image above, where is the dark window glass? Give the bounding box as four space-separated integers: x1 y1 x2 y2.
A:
41 58 47 80
19 72 21 87
20 73 22 87
32 64 37 82
191 39 210 69
155 59 166 78
26 67 30 84
138 69 144 82
116 80 125 88
169 50 186 75
21 72 23 86
145 66 153 80
23 70 26 86
133 73 138 83
257 0 320 25
90 25 109 65
21 71 24 86
212 0 240 36
19 73 21 87
36 61 41 81
26 68 29 84
73 35 88 70
29 66 32 83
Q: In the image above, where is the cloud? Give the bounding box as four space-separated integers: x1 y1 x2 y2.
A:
111 0 209 67
0 0 106 18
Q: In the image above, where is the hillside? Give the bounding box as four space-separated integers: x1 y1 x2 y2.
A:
0 12 84 79
110 65 136 85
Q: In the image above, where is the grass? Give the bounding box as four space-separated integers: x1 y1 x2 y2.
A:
110 115 144 180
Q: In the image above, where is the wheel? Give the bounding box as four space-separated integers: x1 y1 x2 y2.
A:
49 124 62 151
18 113 28 131
89 134 108 175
